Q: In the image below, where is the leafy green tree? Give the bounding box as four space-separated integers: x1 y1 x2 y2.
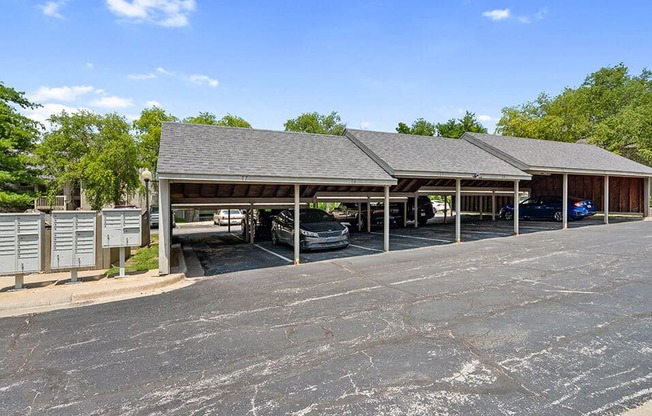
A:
38 111 140 210
0 82 42 211
217 113 251 128
496 64 652 165
284 111 345 135
436 111 488 138
133 106 178 173
395 118 436 136
183 111 218 125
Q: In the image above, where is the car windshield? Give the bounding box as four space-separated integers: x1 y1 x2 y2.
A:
299 210 334 223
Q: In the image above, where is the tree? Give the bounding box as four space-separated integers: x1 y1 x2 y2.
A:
0 82 42 211
496 64 652 166
217 113 251 128
284 111 345 135
395 118 436 136
436 111 488 138
133 106 178 173
183 111 218 125
38 110 140 210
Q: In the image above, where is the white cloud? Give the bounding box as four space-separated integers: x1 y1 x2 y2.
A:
23 103 85 127
188 74 218 88
360 122 371 130
156 66 172 75
29 85 95 102
91 95 134 109
85 62 95 69
129 73 157 80
482 8 546 24
483 9 510 21
477 115 494 122
38 0 68 18
145 100 162 107
105 0 196 27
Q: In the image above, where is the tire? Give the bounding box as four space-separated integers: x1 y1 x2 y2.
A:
504 211 514 221
271 230 279 245
553 211 563 222
418 217 428 226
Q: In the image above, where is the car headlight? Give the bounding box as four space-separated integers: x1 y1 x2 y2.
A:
300 229 319 237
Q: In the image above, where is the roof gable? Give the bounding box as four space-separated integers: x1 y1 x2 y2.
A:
463 133 652 177
157 123 395 185
345 129 530 180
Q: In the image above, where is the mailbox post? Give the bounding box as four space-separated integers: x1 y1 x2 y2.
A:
102 209 142 278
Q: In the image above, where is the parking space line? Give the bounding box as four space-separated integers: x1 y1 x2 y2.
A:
349 244 383 252
461 230 510 235
253 244 293 263
370 232 452 243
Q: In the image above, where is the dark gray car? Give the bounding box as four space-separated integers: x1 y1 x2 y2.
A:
271 208 349 251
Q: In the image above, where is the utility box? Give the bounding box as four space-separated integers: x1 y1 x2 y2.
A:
102 209 142 248
0 213 44 276
51 211 97 270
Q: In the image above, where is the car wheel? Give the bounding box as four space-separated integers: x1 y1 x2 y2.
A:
418 217 428 226
504 211 513 221
554 211 563 222
271 230 279 245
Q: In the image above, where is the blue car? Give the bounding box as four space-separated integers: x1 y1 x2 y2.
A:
500 195 594 222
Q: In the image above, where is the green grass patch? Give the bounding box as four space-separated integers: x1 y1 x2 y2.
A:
105 235 159 276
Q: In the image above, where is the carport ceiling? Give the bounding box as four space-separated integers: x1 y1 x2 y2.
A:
157 123 397 204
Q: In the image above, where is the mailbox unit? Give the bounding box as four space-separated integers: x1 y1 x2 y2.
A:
102 209 142 248
0 213 44 276
51 211 97 270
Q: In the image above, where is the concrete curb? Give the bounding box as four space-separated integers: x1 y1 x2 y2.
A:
71 273 186 303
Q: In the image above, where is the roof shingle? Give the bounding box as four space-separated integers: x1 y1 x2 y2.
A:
345 129 530 179
463 133 652 176
157 123 395 184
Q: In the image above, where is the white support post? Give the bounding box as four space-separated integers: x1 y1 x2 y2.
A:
403 201 408 228
367 197 371 232
158 178 171 275
604 175 610 224
644 177 650 218
514 180 520 236
250 203 255 243
357 203 362 232
383 186 390 252
118 247 126 278
491 191 496 222
479 196 484 221
414 194 418 228
294 184 300 265
563 173 569 229
455 179 461 243
14 273 24 290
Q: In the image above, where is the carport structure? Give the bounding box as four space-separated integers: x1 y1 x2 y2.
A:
344 129 532 242
156 123 396 274
463 133 652 228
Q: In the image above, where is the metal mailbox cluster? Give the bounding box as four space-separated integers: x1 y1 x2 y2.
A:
0 208 143 289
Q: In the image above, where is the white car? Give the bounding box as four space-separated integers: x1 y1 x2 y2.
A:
214 209 244 225
432 200 446 213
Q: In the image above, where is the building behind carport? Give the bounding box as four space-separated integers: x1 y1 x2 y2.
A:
462 133 652 227
156 123 397 275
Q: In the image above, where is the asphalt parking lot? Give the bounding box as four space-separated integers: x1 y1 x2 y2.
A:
175 214 644 276
1 219 650 415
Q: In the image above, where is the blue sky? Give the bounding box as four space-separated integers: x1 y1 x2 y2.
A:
2 1 651 133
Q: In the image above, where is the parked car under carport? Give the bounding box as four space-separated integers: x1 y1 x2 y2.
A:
271 208 349 251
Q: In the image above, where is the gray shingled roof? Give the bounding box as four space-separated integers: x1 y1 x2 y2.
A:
157 123 395 185
463 133 652 177
345 129 530 180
